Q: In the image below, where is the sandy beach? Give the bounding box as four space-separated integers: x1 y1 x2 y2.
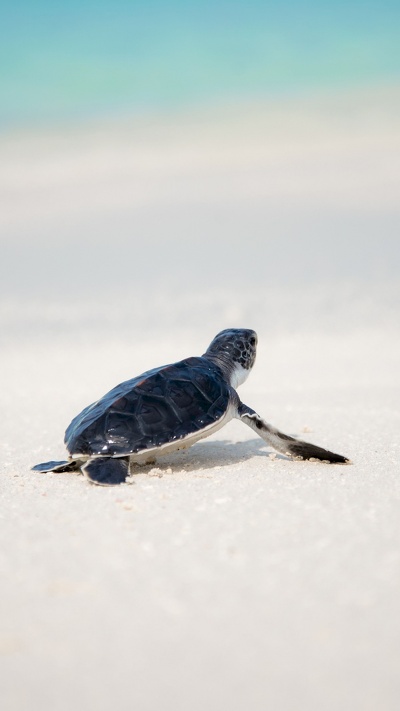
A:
1 89 400 710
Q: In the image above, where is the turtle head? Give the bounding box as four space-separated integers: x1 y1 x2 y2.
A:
204 328 258 388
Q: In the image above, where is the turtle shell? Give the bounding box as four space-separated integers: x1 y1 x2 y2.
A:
65 357 231 457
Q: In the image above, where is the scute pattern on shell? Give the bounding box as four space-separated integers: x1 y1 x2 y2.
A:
65 357 231 457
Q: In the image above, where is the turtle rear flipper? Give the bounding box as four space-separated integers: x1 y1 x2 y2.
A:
82 457 130 486
32 460 80 473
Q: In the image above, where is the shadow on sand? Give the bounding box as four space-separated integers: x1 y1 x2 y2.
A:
132 437 289 475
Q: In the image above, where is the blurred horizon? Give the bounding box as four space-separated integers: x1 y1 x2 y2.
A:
1 0 399 347
1 0 400 128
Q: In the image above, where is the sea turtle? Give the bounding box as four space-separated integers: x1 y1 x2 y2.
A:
32 328 350 486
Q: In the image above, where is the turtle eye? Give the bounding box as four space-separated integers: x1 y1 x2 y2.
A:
250 336 256 347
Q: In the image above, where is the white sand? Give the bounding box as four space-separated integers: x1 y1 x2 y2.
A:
1 88 400 710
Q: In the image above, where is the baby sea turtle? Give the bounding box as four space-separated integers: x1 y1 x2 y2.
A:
32 329 350 486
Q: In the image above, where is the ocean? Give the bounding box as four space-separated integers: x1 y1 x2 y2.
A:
1 0 399 126
1 0 399 342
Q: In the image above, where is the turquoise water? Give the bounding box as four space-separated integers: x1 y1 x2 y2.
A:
1 0 399 125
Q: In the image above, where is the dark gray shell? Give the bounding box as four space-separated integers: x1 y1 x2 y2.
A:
65 357 231 458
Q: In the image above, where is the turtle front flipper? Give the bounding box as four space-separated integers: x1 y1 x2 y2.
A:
32 460 80 473
238 402 351 464
82 457 130 486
